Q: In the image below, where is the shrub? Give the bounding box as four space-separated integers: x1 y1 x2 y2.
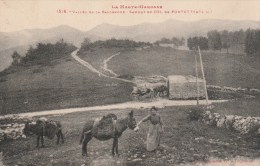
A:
187 107 204 121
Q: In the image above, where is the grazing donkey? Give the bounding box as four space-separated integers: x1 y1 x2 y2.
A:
23 118 64 148
153 85 168 97
80 111 137 157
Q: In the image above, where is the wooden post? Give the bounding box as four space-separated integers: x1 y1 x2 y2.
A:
198 46 209 106
194 51 199 105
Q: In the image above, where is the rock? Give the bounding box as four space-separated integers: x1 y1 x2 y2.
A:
209 150 218 153
205 111 211 115
142 155 146 158
193 154 200 157
217 116 226 128
132 158 142 162
195 137 204 141
208 114 214 120
234 116 243 120
225 115 235 129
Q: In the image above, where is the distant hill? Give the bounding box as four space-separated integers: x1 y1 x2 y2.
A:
0 19 259 71
85 19 260 42
0 45 30 71
0 25 84 51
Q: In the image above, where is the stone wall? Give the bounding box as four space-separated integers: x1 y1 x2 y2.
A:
131 75 168 100
0 115 31 142
201 111 260 136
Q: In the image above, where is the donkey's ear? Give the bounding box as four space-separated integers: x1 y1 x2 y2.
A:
129 110 134 117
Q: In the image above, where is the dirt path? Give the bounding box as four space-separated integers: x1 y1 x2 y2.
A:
71 49 135 84
102 52 120 77
71 49 108 77
3 99 227 118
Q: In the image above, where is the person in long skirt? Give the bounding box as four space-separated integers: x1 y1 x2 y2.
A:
134 106 164 151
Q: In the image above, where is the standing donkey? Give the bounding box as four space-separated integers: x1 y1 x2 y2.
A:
80 111 137 156
23 118 64 148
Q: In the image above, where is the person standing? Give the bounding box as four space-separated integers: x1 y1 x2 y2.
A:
134 106 164 151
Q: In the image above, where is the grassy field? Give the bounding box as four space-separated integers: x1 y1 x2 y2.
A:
0 54 133 115
1 45 259 115
77 46 260 117
107 46 260 89
1 107 259 166
78 47 123 71
1 45 260 165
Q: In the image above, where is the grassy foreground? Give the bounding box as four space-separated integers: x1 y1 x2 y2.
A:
1 106 259 166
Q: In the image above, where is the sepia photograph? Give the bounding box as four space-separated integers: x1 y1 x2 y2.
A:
0 0 260 165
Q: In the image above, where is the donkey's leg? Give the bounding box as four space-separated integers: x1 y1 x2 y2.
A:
115 136 119 156
112 136 119 156
56 132 60 144
41 135 45 148
112 138 116 156
82 132 92 156
36 135 40 148
60 130 64 144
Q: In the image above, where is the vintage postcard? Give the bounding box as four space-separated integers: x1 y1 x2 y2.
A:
0 0 260 165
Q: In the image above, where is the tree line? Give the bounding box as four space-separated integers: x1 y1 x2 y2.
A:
79 38 152 53
154 37 185 47
10 39 76 67
187 29 260 55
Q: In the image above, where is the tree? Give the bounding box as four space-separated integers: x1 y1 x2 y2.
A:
80 38 92 50
172 37 185 47
245 29 260 55
232 29 246 44
207 30 222 50
220 30 231 53
187 36 208 50
11 51 22 65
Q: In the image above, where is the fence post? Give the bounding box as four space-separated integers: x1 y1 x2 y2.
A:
194 50 200 105
198 46 209 107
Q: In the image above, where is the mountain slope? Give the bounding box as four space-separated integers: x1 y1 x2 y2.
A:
0 19 259 71
85 19 260 42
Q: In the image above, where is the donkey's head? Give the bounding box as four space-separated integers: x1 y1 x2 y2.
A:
127 110 137 130
23 121 35 136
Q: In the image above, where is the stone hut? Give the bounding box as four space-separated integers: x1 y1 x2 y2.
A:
167 75 206 99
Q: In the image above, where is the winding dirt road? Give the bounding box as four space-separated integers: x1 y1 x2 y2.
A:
71 49 135 84
101 52 120 77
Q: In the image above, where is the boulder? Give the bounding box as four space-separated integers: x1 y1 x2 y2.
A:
225 115 235 130
216 116 226 128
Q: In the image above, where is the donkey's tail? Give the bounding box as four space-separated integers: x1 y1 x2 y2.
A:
79 130 91 145
79 129 85 145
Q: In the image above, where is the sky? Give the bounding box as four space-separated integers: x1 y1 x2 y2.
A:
0 0 260 32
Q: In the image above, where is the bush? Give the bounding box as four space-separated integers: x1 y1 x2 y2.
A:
187 107 204 121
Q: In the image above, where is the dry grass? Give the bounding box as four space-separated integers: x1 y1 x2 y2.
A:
109 47 260 89
1 106 259 165
0 55 133 115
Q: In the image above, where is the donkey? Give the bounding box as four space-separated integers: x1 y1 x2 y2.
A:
23 119 64 148
153 85 168 97
80 111 137 157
